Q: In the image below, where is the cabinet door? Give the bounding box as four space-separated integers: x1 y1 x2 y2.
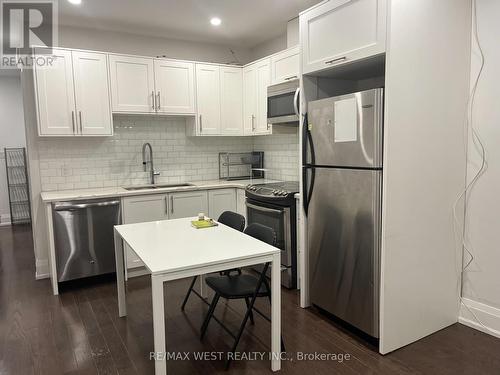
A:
208 189 237 220
271 47 300 84
34 48 76 136
72 51 113 136
169 191 208 219
196 64 221 135
236 188 247 223
243 65 257 135
220 66 243 135
155 59 196 114
109 55 155 113
122 195 169 269
255 59 271 134
301 0 387 75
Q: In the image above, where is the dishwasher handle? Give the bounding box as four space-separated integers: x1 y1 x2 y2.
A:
54 200 120 211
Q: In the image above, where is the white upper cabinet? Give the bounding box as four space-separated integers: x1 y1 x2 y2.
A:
195 64 221 135
271 46 300 84
34 48 76 136
72 51 113 136
243 64 257 135
154 59 196 114
220 66 243 135
34 48 112 136
300 0 387 75
108 55 155 113
255 59 272 134
243 58 271 135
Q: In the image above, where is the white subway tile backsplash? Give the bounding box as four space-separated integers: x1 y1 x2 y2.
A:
35 117 299 191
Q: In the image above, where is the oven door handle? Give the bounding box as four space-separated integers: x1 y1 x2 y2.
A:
245 202 284 215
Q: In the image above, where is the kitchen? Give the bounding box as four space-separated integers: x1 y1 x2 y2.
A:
1 0 500 374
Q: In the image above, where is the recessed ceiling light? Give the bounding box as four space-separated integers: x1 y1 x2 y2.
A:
68 0 82 5
210 17 222 26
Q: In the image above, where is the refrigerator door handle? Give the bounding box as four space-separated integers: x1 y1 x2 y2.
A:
302 113 316 215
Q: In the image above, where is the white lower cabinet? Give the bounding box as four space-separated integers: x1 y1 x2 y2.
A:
208 189 236 220
122 194 169 269
169 191 209 219
236 189 247 222
121 188 241 272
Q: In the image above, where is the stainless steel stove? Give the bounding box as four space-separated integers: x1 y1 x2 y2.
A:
245 181 299 289
245 181 299 205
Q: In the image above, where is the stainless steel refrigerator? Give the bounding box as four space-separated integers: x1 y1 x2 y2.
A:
303 88 383 338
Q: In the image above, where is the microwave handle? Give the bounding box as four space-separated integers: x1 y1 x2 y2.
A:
293 87 300 116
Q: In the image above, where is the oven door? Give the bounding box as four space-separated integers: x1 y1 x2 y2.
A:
245 199 292 268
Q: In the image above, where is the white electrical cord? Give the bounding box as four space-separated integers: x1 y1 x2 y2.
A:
452 0 497 336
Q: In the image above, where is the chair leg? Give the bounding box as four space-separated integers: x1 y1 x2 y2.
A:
200 293 220 340
181 275 198 311
225 263 270 370
244 297 255 325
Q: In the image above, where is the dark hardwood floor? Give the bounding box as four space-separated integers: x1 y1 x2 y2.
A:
1 224 499 375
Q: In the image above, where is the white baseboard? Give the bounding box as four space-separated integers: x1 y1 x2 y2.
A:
459 298 500 339
35 259 50 280
127 266 149 278
0 213 11 226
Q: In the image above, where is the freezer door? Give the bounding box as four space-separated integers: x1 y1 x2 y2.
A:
308 167 381 337
307 88 383 168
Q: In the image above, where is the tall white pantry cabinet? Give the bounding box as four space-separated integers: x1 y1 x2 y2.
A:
298 0 472 355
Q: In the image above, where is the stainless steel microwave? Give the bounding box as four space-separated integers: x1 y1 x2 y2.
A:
267 79 300 125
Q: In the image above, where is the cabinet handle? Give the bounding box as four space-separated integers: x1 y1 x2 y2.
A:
251 115 255 132
79 111 83 134
284 75 297 81
165 196 168 214
199 115 203 133
71 111 76 134
157 91 161 111
325 56 347 65
152 91 155 110
170 196 174 214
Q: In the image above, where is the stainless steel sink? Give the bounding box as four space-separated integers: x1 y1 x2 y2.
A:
123 183 194 191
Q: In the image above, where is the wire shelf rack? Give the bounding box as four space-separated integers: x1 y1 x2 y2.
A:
4 148 31 225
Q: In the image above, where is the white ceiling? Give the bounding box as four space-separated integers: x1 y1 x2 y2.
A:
58 0 321 48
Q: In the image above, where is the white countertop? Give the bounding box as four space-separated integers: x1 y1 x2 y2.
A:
40 178 277 203
115 217 280 275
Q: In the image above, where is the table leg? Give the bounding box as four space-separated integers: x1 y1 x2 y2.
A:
271 253 281 372
152 275 167 375
199 274 207 298
114 229 127 317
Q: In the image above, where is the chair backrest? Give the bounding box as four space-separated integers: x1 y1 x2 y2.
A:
218 211 245 232
244 223 276 246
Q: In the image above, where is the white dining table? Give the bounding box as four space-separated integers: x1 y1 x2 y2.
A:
113 217 282 375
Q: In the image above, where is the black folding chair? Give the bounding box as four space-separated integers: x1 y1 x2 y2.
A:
181 211 245 310
199 223 285 369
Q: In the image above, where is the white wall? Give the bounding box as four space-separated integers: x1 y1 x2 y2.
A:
249 33 287 61
59 25 253 64
36 117 253 191
0 74 26 224
460 0 500 337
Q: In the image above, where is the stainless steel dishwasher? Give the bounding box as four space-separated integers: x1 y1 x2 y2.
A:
52 198 121 282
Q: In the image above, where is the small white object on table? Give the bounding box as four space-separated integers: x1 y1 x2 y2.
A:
113 217 282 375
